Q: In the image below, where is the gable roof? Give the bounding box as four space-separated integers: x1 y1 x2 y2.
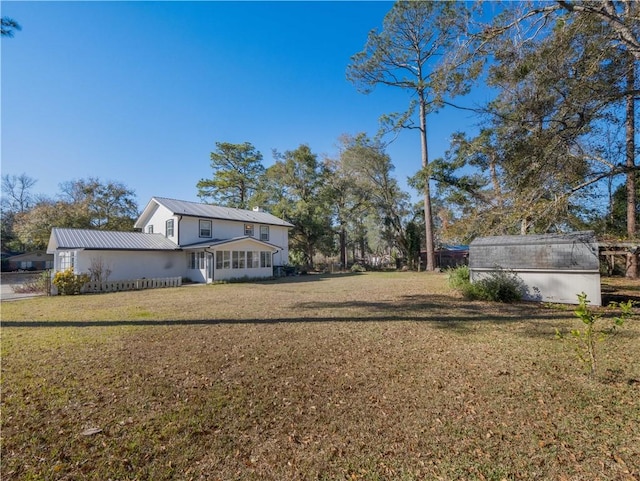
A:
47 228 181 252
6 250 53 261
135 197 294 229
181 236 280 251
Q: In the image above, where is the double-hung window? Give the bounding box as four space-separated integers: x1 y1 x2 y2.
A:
245 224 254 237
199 219 212 238
166 219 174 237
260 251 272 268
147 225 154 234
260 226 269 241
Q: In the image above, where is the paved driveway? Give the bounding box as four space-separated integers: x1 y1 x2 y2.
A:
1 272 48 301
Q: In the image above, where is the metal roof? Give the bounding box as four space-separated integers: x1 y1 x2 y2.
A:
151 197 294 228
180 236 279 251
48 228 181 251
469 231 599 271
469 231 596 247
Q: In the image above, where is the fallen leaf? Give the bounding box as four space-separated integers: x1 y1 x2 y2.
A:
612 454 626 466
81 428 102 436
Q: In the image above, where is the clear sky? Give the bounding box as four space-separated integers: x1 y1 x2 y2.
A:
2 1 489 209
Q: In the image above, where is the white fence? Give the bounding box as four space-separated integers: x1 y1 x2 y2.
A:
83 277 182 293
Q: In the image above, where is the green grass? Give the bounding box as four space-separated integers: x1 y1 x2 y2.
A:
2 272 639 480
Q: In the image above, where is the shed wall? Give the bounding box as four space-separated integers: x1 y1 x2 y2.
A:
469 232 601 306
470 269 602 306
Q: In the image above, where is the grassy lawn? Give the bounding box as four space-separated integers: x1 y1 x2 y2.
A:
2 272 639 480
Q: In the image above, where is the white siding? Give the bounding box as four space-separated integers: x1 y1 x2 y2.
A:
74 251 186 281
471 269 602 306
207 237 278 282
269 226 289 266
179 216 289 265
214 266 273 282
139 203 177 240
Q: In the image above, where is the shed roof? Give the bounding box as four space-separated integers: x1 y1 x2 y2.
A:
135 197 294 229
470 231 596 247
469 231 599 271
47 228 181 252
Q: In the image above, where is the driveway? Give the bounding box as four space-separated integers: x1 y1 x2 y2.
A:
1 272 48 301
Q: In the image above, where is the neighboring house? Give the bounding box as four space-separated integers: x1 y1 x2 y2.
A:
47 197 294 284
4 251 54 271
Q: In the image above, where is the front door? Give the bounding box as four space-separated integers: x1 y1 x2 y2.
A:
206 252 214 283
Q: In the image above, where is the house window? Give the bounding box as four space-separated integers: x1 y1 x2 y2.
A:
199 220 212 238
260 226 269 241
59 251 75 270
216 251 231 269
247 251 260 268
232 251 246 269
245 224 254 237
147 225 154 234
166 219 174 237
188 252 205 269
260 251 272 268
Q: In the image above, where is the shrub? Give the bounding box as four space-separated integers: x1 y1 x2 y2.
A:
475 268 526 303
447 265 470 290
12 271 51 294
52 268 90 295
556 293 633 377
448 265 525 303
350 263 366 273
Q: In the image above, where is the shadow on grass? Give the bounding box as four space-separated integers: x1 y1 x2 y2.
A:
262 272 363 284
3 293 587 335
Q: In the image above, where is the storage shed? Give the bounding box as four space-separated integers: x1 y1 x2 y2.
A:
469 231 601 306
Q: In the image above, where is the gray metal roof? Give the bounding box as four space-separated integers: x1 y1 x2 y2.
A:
152 197 294 228
181 236 279 251
48 228 180 251
469 231 599 271
470 231 597 247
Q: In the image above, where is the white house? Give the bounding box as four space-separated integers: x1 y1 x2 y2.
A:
47 197 294 284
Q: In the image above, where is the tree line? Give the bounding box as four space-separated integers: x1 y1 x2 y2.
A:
347 0 638 272
196 137 418 270
198 1 637 271
2 1 637 273
1 176 138 252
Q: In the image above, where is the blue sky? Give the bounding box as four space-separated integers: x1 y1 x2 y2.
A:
2 1 489 208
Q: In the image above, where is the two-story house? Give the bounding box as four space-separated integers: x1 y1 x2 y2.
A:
47 197 293 283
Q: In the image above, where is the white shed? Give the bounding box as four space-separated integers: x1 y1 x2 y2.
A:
469 231 601 306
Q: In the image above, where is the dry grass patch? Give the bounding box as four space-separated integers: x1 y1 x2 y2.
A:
2 272 639 480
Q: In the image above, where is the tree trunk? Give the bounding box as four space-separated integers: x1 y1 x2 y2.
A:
625 43 637 278
419 94 436 271
339 226 347 269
